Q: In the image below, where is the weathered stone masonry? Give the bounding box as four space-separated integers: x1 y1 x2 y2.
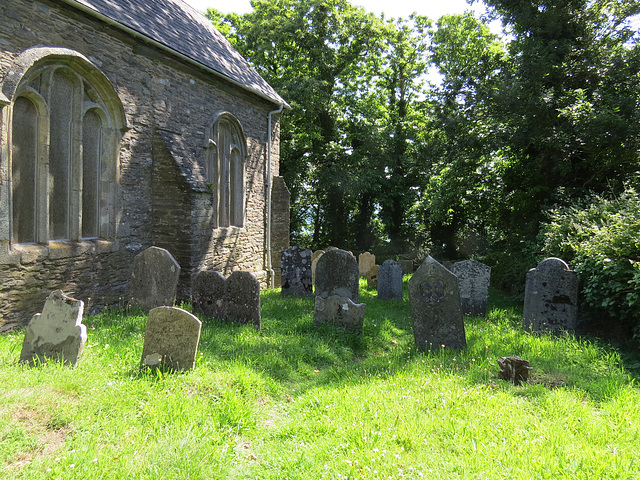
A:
0 0 288 329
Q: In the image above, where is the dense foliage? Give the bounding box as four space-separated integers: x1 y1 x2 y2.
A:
542 189 640 336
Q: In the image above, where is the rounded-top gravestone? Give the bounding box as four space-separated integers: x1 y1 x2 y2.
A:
314 248 359 302
523 257 578 333
378 259 403 301
128 246 180 311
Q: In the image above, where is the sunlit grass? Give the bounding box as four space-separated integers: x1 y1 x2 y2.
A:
0 279 638 479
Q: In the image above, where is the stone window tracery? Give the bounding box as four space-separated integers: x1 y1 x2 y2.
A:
207 113 246 228
9 58 122 245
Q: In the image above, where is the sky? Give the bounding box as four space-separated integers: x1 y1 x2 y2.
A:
183 0 488 22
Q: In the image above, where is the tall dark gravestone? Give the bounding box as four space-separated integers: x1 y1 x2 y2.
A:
523 258 578 333
281 246 313 297
377 259 403 301
408 256 467 351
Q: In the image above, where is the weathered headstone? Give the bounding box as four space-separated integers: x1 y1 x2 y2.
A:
314 248 360 302
128 246 180 311
359 252 376 278
366 265 379 289
281 246 313 297
408 256 467 351
398 259 414 275
378 259 403 300
192 270 227 318
314 295 366 333
314 248 365 333
20 290 87 367
311 250 325 286
140 306 202 372
191 270 261 329
451 259 491 316
225 271 261 329
523 258 578 333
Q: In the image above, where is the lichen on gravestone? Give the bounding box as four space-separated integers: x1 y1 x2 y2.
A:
20 290 87 367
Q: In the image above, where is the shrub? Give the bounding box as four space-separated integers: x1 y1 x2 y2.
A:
541 189 640 337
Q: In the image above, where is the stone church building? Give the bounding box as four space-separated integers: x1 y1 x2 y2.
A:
0 0 291 329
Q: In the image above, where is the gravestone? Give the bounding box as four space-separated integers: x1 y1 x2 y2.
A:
20 290 87 367
366 265 379 289
140 306 201 372
314 295 366 333
451 259 491 316
523 258 578 333
408 256 466 351
359 252 376 278
191 270 261 329
314 248 360 302
128 246 180 311
281 246 313 297
378 259 403 300
192 270 227 318
314 248 364 333
398 259 414 275
225 271 261 329
311 250 325 286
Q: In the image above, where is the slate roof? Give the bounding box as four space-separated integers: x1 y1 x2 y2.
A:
62 0 287 107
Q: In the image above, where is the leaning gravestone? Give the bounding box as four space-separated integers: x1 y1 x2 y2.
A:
128 246 180 311
378 259 403 300
359 252 376 278
314 295 366 333
192 270 227 318
408 256 467 351
140 306 202 372
20 290 87 367
191 271 261 329
451 259 491 316
281 246 313 297
315 248 360 302
314 248 365 333
523 258 578 333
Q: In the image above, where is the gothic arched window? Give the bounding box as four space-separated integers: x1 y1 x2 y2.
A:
207 113 247 228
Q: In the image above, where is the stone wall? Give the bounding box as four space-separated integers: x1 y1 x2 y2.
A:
0 0 283 328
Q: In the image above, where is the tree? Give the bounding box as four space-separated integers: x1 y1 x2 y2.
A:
483 0 640 236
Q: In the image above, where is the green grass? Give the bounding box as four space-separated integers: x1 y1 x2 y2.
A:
1 279 639 479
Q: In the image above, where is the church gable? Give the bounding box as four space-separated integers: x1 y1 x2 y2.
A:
0 0 288 329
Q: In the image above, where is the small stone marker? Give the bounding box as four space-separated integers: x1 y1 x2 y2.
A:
451 259 491 316
128 246 180 311
311 250 325 286
140 306 202 372
359 252 376 278
523 257 578 333
378 259 403 300
314 295 366 333
20 290 87 367
497 356 532 386
281 246 313 297
192 270 261 329
366 265 379 288
314 248 360 302
408 256 467 351
192 270 227 318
